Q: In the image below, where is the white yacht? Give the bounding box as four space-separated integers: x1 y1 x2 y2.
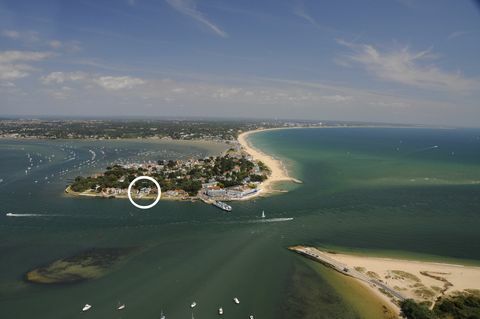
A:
233 297 240 304
218 307 223 315
82 304 92 312
190 302 197 308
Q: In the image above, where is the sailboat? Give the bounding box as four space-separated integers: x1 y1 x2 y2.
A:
261 210 265 218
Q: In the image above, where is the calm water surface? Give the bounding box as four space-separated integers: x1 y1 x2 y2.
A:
1 128 479 319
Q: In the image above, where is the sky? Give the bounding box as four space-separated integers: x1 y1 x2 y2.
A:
0 0 479 126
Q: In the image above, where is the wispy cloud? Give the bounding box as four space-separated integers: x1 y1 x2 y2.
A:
0 50 53 81
94 76 145 90
41 71 146 91
447 30 472 40
48 40 82 52
1 29 40 43
337 39 479 93
165 0 228 38
293 1 318 27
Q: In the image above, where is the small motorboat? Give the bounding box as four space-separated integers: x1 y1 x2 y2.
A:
233 297 240 304
191 302 197 308
218 307 223 315
82 304 92 312
117 302 125 310
160 310 166 319
249 315 254 319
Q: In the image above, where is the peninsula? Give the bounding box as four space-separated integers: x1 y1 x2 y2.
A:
66 129 299 202
290 246 480 318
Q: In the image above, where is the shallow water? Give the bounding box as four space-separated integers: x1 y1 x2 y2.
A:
1 128 479 319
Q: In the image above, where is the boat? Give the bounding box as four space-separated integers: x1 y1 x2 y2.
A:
249 315 254 319
233 297 240 304
261 210 265 218
117 302 125 310
213 201 232 212
82 304 92 312
160 310 166 319
218 307 224 315
6 213 14 217
190 302 197 308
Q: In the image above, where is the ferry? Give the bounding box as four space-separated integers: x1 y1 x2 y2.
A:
213 201 232 212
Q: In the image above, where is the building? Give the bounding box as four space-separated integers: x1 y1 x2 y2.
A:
205 186 226 197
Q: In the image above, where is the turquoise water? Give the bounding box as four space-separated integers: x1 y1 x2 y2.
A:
1 128 480 319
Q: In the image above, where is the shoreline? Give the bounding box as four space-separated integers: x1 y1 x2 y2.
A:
290 246 480 313
237 128 301 196
65 127 302 202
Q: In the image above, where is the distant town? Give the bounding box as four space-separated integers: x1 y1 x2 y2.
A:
68 147 270 202
0 118 413 141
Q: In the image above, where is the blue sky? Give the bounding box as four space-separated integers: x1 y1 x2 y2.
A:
1 0 479 126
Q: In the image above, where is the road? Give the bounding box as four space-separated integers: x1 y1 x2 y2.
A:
289 246 405 301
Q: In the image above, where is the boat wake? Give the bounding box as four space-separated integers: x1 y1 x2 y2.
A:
5 213 62 218
247 217 294 223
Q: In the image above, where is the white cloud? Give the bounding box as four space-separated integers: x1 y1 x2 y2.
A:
48 40 82 52
93 76 145 90
41 71 87 84
1 29 40 42
321 94 353 102
41 71 146 91
166 0 228 38
337 39 479 93
0 50 53 81
293 1 318 27
447 30 471 40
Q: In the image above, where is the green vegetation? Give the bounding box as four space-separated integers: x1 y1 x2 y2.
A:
391 270 421 282
0 119 322 140
400 299 435 319
401 293 480 319
70 154 268 197
434 292 480 319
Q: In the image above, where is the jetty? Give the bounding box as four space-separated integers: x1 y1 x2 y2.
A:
289 246 405 301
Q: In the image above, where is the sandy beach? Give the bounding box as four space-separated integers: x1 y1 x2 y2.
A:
237 128 300 195
292 246 480 312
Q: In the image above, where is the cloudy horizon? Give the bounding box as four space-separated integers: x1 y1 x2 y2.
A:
1 0 480 127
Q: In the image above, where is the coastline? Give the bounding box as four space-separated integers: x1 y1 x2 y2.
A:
65 127 301 202
237 128 301 196
290 246 480 313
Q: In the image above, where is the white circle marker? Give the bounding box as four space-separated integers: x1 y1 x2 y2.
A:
127 176 161 209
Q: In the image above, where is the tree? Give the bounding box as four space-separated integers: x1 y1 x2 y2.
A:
400 299 435 319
